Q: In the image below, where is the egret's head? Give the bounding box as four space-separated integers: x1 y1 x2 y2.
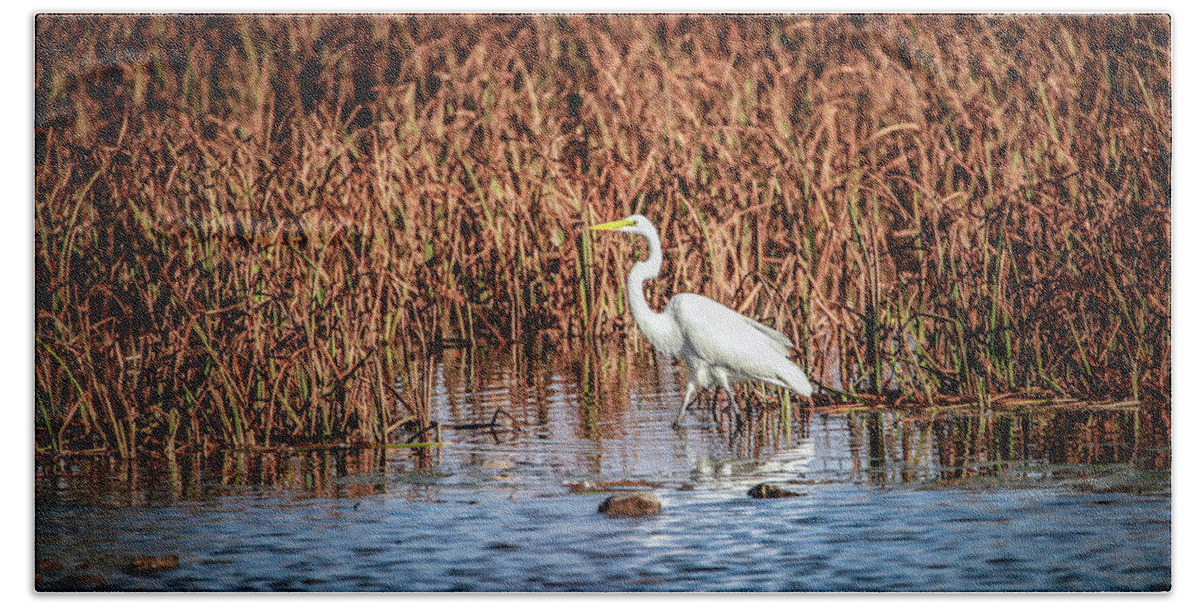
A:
589 214 655 237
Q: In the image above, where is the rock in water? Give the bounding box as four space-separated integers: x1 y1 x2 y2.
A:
598 492 662 517
126 554 180 574
747 483 803 498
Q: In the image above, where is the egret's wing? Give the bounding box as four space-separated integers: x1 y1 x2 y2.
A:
666 293 813 397
742 316 794 350
667 294 793 362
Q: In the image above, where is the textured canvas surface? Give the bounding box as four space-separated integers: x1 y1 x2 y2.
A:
34 14 1170 592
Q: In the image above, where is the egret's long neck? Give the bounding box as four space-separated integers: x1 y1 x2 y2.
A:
627 230 679 355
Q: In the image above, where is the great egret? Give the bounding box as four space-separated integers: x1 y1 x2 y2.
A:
590 214 814 427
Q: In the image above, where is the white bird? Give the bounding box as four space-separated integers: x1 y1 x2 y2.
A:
590 214 814 427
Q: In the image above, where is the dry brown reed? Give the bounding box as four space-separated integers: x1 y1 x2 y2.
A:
35 14 1170 455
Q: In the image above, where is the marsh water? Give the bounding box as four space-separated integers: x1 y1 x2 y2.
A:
36 345 1171 592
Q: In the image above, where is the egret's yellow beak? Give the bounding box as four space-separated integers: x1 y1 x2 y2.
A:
589 219 636 231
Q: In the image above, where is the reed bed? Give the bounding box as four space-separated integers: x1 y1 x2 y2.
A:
35 14 1170 456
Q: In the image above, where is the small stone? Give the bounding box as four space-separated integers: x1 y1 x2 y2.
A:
598 492 662 517
36 560 64 577
126 554 180 574
568 481 599 493
748 483 803 498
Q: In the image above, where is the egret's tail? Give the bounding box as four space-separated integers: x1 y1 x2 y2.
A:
781 362 814 398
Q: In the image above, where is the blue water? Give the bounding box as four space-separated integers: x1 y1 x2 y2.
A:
36 477 1170 591
35 348 1171 592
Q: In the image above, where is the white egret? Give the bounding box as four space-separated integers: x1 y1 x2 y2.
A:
590 214 814 427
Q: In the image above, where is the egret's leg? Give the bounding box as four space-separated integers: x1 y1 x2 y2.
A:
673 381 698 428
717 372 744 429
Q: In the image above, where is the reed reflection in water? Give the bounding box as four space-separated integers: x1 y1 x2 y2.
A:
38 343 1168 503
35 343 1169 591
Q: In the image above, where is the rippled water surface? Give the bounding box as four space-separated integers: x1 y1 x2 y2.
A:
36 347 1171 592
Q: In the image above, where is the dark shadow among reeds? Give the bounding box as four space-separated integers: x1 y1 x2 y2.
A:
35 14 1170 456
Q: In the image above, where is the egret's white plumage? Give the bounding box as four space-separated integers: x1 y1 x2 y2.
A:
590 214 813 427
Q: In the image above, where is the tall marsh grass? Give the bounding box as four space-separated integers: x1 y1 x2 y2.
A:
35 14 1170 455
